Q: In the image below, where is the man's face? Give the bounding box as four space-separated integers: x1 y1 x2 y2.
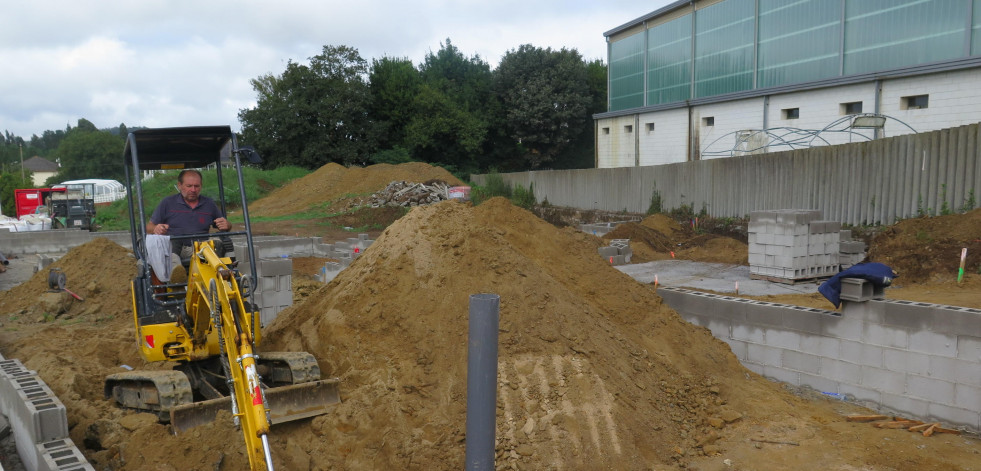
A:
179 173 202 203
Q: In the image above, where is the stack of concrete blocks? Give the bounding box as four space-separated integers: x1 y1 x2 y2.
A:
749 210 841 281
838 230 867 269
235 255 293 326
0 355 94 470
597 239 631 266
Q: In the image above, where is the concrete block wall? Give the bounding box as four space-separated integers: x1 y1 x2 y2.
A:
237 256 293 326
0 356 94 470
234 234 377 324
748 210 840 280
658 287 981 432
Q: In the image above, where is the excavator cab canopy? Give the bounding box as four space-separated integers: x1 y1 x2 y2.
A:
122 126 260 171
122 126 262 323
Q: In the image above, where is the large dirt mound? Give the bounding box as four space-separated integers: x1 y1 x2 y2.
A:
248 162 465 218
0 237 136 322
260 197 793 469
868 208 981 281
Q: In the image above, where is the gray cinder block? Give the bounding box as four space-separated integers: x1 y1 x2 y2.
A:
36 439 95 471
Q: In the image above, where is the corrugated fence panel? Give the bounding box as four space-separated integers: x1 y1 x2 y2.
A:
471 123 980 225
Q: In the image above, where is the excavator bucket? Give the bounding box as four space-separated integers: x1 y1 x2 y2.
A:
170 378 341 434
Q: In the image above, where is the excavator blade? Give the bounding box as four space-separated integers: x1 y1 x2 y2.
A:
170 378 341 434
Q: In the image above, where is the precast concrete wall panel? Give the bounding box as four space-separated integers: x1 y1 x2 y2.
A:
474 123 981 226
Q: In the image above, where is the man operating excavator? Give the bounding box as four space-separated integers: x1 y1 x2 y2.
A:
147 169 230 239
145 169 230 283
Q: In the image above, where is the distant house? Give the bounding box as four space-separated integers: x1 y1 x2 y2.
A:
22 156 59 186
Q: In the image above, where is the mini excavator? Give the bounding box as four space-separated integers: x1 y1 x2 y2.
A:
105 126 340 471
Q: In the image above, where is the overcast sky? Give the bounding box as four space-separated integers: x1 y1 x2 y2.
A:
0 1 672 139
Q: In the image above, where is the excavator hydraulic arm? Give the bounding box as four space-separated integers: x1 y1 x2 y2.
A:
188 240 275 470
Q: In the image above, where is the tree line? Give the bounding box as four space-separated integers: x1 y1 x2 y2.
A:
240 40 607 175
0 39 608 199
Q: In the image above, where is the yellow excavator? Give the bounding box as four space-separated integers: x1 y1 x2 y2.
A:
104 126 339 470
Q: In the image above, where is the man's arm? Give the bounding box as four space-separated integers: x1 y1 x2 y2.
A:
147 220 169 235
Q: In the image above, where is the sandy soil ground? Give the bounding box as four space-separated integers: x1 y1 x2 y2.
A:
0 162 978 471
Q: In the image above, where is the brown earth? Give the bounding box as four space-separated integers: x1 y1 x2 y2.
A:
602 214 749 265
0 161 980 470
246 161 464 219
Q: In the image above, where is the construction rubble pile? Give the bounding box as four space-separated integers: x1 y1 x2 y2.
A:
365 180 452 207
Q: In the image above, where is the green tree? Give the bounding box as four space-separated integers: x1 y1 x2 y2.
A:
0 171 36 217
405 39 499 174
559 58 608 169
50 120 126 183
239 45 376 169
495 45 592 169
368 56 421 153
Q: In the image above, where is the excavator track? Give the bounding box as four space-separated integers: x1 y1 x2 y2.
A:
256 351 322 385
104 370 194 422
105 352 340 434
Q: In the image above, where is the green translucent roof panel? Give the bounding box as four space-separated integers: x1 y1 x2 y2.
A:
610 31 646 111
694 0 755 98
647 14 693 105
758 0 841 88
844 0 966 75
972 0 981 55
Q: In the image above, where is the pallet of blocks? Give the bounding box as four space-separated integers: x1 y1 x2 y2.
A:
748 210 840 283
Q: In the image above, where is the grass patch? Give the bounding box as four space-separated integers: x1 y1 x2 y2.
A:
97 166 311 231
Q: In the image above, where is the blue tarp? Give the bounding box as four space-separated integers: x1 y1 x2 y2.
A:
818 262 897 308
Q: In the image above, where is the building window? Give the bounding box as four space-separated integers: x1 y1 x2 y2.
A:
646 123 655 133
901 95 929 110
624 125 633 133
840 102 863 115
602 127 610 135
782 108 800 120
702 116 714 127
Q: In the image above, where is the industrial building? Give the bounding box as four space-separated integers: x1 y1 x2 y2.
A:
595 0 981 167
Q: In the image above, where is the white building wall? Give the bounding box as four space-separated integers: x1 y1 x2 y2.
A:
637 108 689 166
879 68 981 137
596 67 981 168
692 97 765 159
596 116 638 168
766 83 878 148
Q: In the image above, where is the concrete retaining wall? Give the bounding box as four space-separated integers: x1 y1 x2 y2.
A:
0 231 131 255
0 354 94 470
472 122 981 226
658 287 981 432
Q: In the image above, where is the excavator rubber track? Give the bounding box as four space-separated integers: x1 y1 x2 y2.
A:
105 352 341 434
104 370 195 422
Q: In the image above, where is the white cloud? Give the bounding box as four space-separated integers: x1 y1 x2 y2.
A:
0 0 669 138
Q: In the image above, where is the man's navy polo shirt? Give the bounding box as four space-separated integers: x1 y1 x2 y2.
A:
150 193 223 237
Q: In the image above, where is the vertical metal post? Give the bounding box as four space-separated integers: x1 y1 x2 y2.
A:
465 293 500 471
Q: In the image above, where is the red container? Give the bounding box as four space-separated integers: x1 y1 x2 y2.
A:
14 188 65 218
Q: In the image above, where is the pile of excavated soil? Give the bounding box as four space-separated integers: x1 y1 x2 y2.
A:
868 208 981 282
603 214 748 265
248 162 465 218
1 206 980 470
